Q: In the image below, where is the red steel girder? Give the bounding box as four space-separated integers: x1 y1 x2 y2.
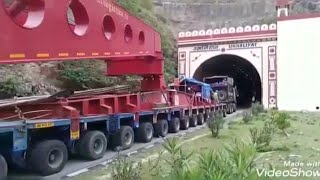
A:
0 0 162 65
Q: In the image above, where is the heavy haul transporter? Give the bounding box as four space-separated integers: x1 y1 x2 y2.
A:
203 76 237 114
0 0 230 178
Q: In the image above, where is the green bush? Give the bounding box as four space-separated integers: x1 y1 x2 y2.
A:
149 138 259 180
112 151 143 180
271 111 291 135
58 60 118 90
251 102 264 116
207 112 225 138
0 78 30 99
249 121 276 152
242 111 253 124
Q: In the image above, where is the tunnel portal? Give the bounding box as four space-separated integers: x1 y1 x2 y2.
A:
193 54 262 108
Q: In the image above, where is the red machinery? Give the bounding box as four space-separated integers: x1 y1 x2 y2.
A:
0 0 228 178
1 0 164 90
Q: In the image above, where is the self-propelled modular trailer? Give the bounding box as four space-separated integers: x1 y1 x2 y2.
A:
0 0 231 178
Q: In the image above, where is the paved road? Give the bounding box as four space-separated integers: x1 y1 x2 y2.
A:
8 110 244 180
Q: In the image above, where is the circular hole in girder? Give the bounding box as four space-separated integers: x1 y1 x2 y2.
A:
103 15 115 40
67 0 89 36
3 0 45 29
124 24 133 43
138 31 145 45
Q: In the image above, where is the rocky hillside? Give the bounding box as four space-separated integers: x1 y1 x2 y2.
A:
153 0 320 35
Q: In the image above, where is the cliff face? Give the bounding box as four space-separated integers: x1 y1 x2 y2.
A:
153 0 320 36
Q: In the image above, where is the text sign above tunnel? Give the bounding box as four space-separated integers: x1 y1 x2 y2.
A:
192 42 258 51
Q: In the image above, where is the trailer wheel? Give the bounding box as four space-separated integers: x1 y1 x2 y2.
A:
0 154 7 180
77 131 107 160
180 115 190 130
111 126 134 150
233 104 237 112
169 117 180 133
222 109 226 117
136 122 154 143
154 119 168 137
27 140 68 176
226 105 231 114
197 113 205 125
190 114 197 127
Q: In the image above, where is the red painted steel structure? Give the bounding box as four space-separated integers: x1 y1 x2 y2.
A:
0 0 165 90
0 0 222 139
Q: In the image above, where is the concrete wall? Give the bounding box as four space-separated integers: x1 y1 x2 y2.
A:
178 38 277 109
277 17 320 112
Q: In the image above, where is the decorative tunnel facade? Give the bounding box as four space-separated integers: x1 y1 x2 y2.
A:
193 55 262 108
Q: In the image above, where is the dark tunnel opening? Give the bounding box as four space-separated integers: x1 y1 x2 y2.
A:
193 54 262 108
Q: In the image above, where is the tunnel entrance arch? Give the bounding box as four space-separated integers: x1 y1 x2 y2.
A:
193 54 262 108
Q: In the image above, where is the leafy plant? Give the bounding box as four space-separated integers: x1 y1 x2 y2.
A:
162 138 194 180
271 111 291 136
111 150 143 180
58 60 118 90
225 139 258 179
242 111 253 124
251 102 264 116
249 121 276 152
0 77 30 99
196 139 259 180
207 112 225 137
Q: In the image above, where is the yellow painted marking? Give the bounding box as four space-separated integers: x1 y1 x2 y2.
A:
71 131 80 139
58 53 69 57
10 53 25 58
114 52 121 55
92 52 99 56
37 53 50 58
123 52 129 55
77 53 86 56
104 52 111 55
35 122 54 129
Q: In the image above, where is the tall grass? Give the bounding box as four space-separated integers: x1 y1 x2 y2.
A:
147 138 260 180
251 102 264 116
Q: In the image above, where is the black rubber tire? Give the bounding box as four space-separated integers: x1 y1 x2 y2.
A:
226 105 231 114
111 126 134 150
27 140 68 176
197 113 205 125
180 115 190 130
136 122 154 143
190 114 197 127
222 109 226 117
154 119 168 137
77 131 107 160
0 154 7 180
169 117 180 133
